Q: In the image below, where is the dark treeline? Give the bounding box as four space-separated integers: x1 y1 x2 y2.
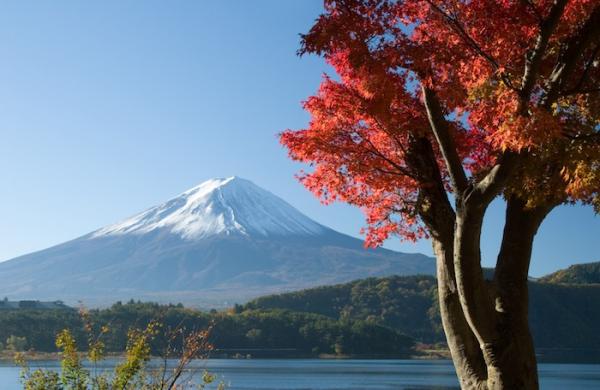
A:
245 274 600 361
0 301 413 358
245 275 442 343
1 270 598 361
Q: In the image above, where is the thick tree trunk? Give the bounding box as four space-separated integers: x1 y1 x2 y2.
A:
405 136 487 388
483 319 538 390
486 196 553 389
431 197 553 390
405 134 548 389
433 239 488 389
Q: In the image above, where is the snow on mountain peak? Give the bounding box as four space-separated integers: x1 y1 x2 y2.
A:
92 177 326 239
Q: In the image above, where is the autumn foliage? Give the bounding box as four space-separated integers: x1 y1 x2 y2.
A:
281 0 600 247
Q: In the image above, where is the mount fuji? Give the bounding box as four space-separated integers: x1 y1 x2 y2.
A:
0 177 434 307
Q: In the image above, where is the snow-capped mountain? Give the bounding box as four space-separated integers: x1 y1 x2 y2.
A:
92 177 325 239
0 177 434 307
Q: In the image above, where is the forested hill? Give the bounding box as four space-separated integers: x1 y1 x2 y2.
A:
538 261 600 284
0 302 414 358
244 275 442 342
1 268 599 362
244 274 600 356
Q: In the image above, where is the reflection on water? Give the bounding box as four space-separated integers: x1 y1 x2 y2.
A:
0 359 599 389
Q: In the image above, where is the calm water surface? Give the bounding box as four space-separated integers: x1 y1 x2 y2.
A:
0 359 598 389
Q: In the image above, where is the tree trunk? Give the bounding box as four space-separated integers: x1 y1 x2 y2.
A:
433 239 488 389
486 196 553 389
483 319 538 390
405 134 548 389
432 196 553 390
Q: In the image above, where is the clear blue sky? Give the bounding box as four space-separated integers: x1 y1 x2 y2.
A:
0 1 597 276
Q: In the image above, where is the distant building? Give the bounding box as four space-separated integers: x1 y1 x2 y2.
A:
0 298 71 310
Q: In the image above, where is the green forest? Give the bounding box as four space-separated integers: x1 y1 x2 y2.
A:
1 263 598 361
0 301 412 358
539 261 600 284
248 274 600 354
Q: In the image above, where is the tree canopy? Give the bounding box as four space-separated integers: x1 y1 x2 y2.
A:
281 0 600 246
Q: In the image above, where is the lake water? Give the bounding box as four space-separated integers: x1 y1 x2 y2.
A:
0 359 599 389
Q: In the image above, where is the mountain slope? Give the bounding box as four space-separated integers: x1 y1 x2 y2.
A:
243 273 600 361
0 177 434 306
538 261 600 284
92 177 326 239
245 275 441 342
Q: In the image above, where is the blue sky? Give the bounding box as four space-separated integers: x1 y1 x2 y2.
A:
0 1 597 276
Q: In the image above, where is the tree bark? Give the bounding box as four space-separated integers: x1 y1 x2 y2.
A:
486 196 554 389
404 136 487 389
407 3 598 388
405 134 549 389
433 238 488 390
430 196 554 390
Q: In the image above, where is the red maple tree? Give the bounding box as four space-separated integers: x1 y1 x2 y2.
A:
280 1 600 389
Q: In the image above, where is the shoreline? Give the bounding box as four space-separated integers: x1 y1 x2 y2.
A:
0 348 451 363
6 348 599 364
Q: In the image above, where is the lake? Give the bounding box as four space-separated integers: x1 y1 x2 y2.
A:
1 359 599 389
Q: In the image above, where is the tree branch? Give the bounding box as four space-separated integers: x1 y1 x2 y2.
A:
453 204 497 352
491 194 557 375
432 238 488 388
519 0 568 109
467 151 518 208
568 44 600 93
542 5 600 108
405 136 487 386
405 136 455 239
558 43 600 97
494 196 555 301
425 0 517 90
422 86 469 193
451 153 521 353
522 0 544 23
362 137 415 178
